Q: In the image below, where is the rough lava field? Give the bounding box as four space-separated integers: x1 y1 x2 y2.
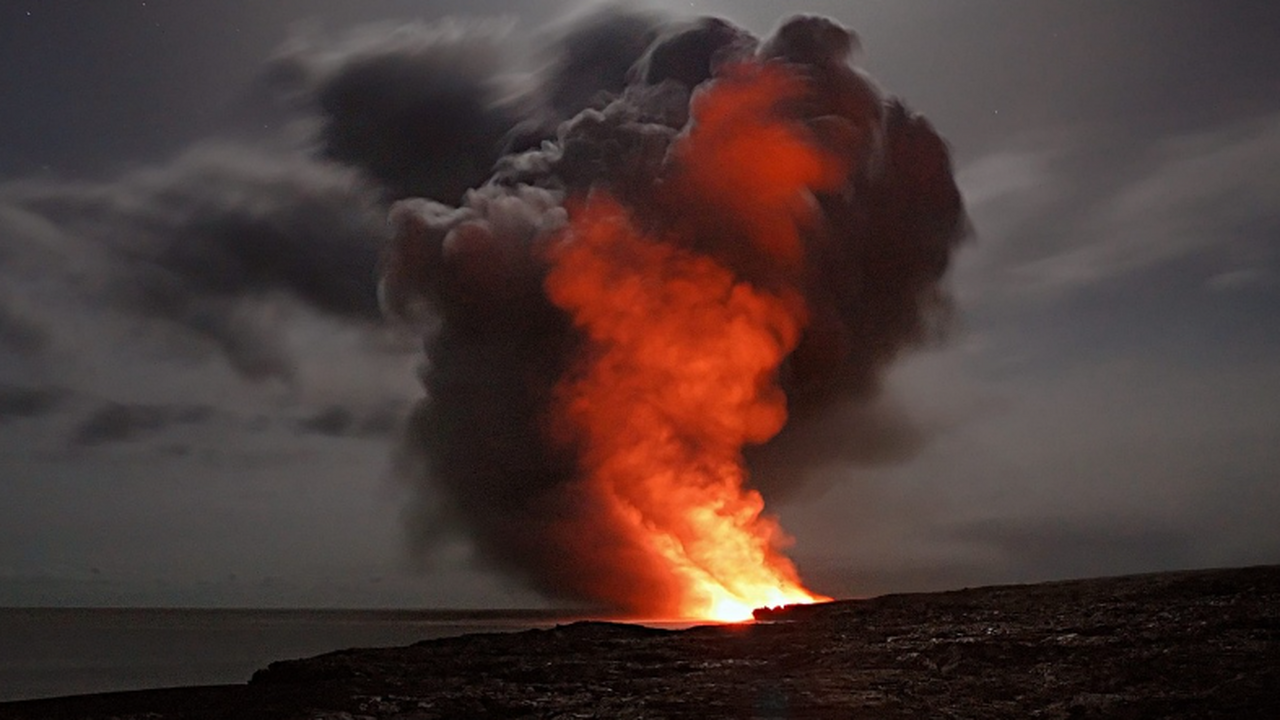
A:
2 565 1277 719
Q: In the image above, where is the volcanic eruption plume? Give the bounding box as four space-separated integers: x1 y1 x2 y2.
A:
379 13 966 620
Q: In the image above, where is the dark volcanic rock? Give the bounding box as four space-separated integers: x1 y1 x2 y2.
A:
2 566 1278 719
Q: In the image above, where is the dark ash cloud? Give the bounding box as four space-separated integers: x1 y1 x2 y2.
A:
381 13 968 612
0 384 65 423
297 405 357 437
295 401 405 439
632 16 757 90
2 145 387 381
267 20 520 203
507 7 666 150
71 401 213 447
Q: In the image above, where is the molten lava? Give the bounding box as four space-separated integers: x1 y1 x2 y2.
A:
543 63 839 621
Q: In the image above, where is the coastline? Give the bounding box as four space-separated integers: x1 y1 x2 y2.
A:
2 565 1277 719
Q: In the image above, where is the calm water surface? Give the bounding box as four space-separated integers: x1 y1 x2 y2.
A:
0 608 597 702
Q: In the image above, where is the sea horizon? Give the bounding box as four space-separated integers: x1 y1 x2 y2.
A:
0 606 619 702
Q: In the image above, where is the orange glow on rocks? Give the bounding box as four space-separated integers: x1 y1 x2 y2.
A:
543 63 836 621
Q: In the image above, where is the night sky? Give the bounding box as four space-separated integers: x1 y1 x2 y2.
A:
2 0 1278 608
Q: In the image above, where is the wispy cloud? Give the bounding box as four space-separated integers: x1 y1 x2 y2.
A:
1011 114 1280 292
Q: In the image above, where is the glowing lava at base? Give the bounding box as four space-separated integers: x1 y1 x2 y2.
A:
543 63 838 622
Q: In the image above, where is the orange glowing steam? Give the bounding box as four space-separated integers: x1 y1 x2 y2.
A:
544 63 837 621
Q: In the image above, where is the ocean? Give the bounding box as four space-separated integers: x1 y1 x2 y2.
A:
0 607 592 702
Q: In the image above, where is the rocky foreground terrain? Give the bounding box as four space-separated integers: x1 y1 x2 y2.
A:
2 565 1277 719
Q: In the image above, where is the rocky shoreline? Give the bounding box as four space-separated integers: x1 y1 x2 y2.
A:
2 565 1277 719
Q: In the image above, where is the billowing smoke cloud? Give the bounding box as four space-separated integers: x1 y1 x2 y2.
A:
378 12 968 614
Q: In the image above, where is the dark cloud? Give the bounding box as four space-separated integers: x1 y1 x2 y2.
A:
633 17 757 90
3 145 387 381
382 14 967 612
265 8 690 204
297 405 357 437
267 20 520 203
759 13 860 66
525 8 664 130
296 402 407 438
71 401 213 447
72 403 169 447
0 384 64 423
